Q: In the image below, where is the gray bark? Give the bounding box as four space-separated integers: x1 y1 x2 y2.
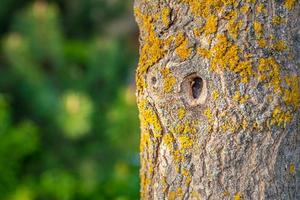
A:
134 0 300 199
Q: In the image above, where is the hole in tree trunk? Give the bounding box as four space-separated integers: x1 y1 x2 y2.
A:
191 77 203 99
181 73 207 106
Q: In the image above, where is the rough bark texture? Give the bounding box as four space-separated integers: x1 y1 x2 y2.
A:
134 0 299 199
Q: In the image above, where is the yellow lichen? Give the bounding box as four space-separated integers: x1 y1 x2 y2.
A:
272 16 283 25
204 15 218 35
253 21 263 38
175 122 196 135
225 10 241 40
212 90 220 100
178 107 186 120
256 4 266 13
271 106 292 126
234 193 242 200
289 164 296 174
140 129 150 153
272 40 287 51
162 7 171 27
235 61 253 83
240 5 249 14
168 191 176 200
135 9 167 92
178 135 193 149
181 0 224 18
220 120 238 132
257 57 282 93
233 91 249 104
283 76 300 108
284 0 296 10
242 119 248 130
164 76 177 93
138 99 162 138
161 68 177 93
175 33 192 60
204 108 213 122
228 20 243 40
163 134 174 150
193 27 203 37
257 39 267 48
233 92 241 102
210 34 239 71
182 168 190 177
197 47 210 58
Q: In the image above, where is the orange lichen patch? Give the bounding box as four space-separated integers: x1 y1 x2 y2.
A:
210 34 236 71
162 7 171 27
140 175 151 198
160 67 171 77
140 130 151 153
176 187 184 197
235 61 253 83
178 135 194 149
225 10 242 40
197 47 210 58
234 193 242 200
233 91 249 104
182 168 190 177
138 99 162 136
257 57 282 93
246 0 256 3
272 16 283 25
283 76 300 108
175 122 196 135
204 15 218 35
253 21 263 38
289 164 296 174
272 40 287 51
204 108 213 122
232 91 240 102
224 9 237 20
160 68 177 93
193 27 203 37
256 4 266 13
284 0 296 10
212 90 220 100
220 120 238 132
226 46 240 70
134 9 167 92
175 33 192 60
173 149 183 163
164 76 177 93
241 119 249 130
144 108 162 133
168 191 176 200
182 168 192 185
257 39 267 48
240 5 249 14
271 106 292 126
181 0 224 18
228 20 243 40
177 107 186 120
163 133 175 150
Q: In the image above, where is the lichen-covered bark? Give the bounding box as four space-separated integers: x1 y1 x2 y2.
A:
134 0 299 199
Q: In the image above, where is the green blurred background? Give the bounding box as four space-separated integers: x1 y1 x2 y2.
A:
0 0 140 199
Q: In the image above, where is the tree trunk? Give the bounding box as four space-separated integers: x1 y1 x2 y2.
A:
134 0 299 199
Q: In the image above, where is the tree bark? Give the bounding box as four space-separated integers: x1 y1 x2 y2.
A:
134 0 299 199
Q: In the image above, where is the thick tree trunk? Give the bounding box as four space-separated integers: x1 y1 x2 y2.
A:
134 0 299 199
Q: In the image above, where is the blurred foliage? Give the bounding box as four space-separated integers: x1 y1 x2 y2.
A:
0 0 140 199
